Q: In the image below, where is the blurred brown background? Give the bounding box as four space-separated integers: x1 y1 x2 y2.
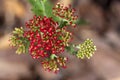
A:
0 0 120 80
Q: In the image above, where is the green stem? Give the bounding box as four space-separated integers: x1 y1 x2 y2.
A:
59 19 68 28
50 54 57 60
65 44 77 55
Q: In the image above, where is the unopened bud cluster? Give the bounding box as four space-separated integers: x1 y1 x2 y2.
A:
61 28 72 46
53 3 78 27
9 27 27 54
42 56 68 73
76 39 96 59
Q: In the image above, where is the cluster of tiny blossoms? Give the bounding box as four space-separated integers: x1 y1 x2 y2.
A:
9 27 27 54
53 3 78 27
76 39 96 59
24 16 71 59
9 1 97 73
21 15 72 73
42 56 68 73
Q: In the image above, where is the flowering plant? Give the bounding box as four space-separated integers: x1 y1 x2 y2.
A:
9 0 96 73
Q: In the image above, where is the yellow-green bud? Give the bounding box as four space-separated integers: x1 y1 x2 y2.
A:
61 29 72 46
16 44 26 54
76 39 96 59
13 27 24 37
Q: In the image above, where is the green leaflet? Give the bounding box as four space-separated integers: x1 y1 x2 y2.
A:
29 0 44 16
29 0 60 21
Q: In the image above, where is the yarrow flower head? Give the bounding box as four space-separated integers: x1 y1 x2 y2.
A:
53 3 78 27
76 39 96 59
24 16 72 59
9 0 96 73
42 56 68 73
9 27 28 54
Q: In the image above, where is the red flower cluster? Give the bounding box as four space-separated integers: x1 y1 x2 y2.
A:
42 56 68 73
53 3 78 27
24 16 71 59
